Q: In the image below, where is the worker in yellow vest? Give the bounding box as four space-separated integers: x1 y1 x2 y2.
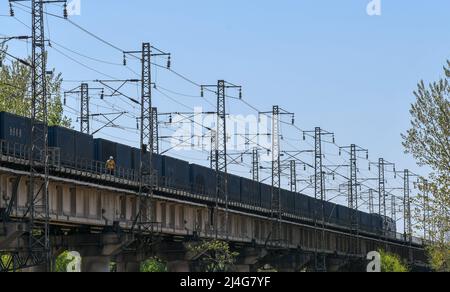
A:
106 156 116 175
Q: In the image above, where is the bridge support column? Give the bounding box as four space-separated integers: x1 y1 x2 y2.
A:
116 261 140 273
167 260 190 272
22 265 47 273
235 265 250 272
81 256 111 273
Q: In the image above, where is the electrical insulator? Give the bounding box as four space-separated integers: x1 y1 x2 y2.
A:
239 89 242 99
332 135 335 144
339 149 342 156
304 164 306 171
123 54 127 66
303 133 306 141
291 116 295 125
64 3 68 19
9 3 14 17
167 56 171 69
200 87 204 97
63 96 66 105
100 91 104 100
369 164 371 171
136 118 139 130
169 115 172 123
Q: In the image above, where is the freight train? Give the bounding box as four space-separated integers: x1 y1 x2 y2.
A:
0 111 397 237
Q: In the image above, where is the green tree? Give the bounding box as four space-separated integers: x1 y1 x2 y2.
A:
188 240 239 272
140 257 168 272
402 61 450 272
1 254 12 271
0 45 71 127
379 250 409 273
54 251 77 272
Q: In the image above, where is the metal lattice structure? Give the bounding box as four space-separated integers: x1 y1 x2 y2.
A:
340 144 368 245
290 160 297 193
125 43 169 234
378 158 386 222
391 195 397 223
377 158 395 233
314 127 325 271
216 80 228 237
270 105 282 244
404 170 412 242
28 0 51 270
201 80 241 238
80 83 90 134
369 189 375 214
252 148 259 182
422 179 429 241
349 145 358 210
210 130 217 170
301 127 333 271
2 0 67 272
138 43 154 233
314 128 324 203
151 107 159 154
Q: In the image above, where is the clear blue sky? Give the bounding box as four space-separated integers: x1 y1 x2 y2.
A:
1 0 449 228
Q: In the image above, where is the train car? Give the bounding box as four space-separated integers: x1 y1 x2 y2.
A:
116 143 133 170
48 126 75 166
323 201 338 224
94 139 134 171
307 197 337 224
240 177 260 207
281 189 295 215
48 126 94 168
189 164 216 198
227 173 241 203
162 155 190 190
0 112 390 237
0 112 37 158
308 196 322 221
74 131 94 167
359 211 373 233
336 205 351 227
131 148 163 177
94 138 116 164
260 183 272 210
294 193 310 218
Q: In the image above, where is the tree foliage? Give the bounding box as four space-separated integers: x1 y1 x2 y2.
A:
54 251 77 272
1 254 12 271
140 257 168 272
188 240 239 272
0 45 71 127
403 61 450 272
378 250 409 273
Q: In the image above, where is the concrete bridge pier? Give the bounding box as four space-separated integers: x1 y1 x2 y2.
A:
115 253 142 273
167 260 190 272
81 256 111 273
62 232 134 272
116 261 140 273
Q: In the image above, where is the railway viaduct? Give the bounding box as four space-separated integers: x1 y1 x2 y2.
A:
0 154 427 272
